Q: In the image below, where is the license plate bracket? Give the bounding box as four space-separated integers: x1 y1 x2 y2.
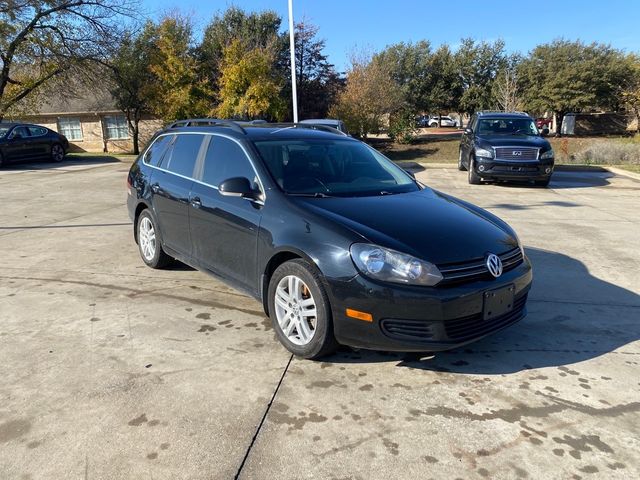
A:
483 285 515 320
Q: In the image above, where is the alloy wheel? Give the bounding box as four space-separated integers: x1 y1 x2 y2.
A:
139 217 156 261
52 144 64 162
274 275 318 346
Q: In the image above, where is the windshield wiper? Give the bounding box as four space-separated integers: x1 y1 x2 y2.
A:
287 192 332 198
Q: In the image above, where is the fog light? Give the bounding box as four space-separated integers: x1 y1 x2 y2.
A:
478 165 485 172
545 167 551 174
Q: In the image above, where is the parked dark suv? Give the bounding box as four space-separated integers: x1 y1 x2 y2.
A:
459 111 554 186
0 123 69 167
127 119 532 359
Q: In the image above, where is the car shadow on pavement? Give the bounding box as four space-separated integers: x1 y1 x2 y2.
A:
1 155 122 170
489 171 613 189
323 247 640 374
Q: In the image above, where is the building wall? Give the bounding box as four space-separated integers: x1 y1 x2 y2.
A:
15 113 163 154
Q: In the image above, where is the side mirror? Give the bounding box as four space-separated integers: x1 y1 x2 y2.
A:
464 128 472 135
541 128 550 137
404 169 416 179
219 177 260 200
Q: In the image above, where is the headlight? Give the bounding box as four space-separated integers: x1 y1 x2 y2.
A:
540 149 554 159
350 243 443 286
475 146 494 158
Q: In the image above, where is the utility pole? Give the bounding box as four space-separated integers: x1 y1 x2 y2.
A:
288 0 298 122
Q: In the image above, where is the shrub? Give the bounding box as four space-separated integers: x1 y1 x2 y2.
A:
387 109 418 144
572 139 640 165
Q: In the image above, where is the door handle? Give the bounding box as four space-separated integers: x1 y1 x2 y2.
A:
190 196 201 208
151 183 160 193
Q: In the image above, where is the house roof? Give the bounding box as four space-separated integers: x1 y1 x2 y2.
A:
35 82 120 115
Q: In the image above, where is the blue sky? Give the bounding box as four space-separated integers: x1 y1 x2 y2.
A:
142 0 640 71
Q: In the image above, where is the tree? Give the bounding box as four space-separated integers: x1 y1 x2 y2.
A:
518 40 632 133
424 45 461 125
199 7 286 96
492 53 523 112
454 38 506 117
284 21 343 119
145 14 213 122
108 25 155 154
620 54 640 133
329 52 403 138
0 0 135 120
373 41 432 113
215 39 285 120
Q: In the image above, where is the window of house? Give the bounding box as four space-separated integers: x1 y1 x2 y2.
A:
103 115 129 140
57 117 83 141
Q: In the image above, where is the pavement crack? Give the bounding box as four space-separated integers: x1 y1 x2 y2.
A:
233 354 293 480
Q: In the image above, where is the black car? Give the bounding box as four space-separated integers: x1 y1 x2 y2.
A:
127 120 532 359
459 111 554 186
0 123 69 167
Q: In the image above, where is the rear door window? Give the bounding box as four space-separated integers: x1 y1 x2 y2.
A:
201 136 258 189
28 126 47 137
164 134 204 178
144 134 173 167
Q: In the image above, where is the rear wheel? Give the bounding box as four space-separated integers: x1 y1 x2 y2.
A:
468 156 482 185
268 259 338 359
51 143 65 162
137 209 171 268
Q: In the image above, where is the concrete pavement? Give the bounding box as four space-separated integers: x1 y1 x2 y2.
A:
1 158 638 479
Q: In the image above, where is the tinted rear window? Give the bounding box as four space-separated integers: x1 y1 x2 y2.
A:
164 134 204 177
28 126 47 136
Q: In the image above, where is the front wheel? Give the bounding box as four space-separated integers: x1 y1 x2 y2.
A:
468 157 482 185
51 143 65 162
268 259 338 359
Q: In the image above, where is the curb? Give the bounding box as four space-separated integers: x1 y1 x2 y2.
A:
605 166 640 181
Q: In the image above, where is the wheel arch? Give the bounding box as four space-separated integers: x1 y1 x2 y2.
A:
133 200 152 244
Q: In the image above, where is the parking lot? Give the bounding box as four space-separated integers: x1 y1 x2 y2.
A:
1 158 639 479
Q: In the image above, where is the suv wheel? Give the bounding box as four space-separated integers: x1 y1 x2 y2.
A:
458 149 467 171
535 178 550 188
468 157 482 185
137 209 171 268
268 259 338 359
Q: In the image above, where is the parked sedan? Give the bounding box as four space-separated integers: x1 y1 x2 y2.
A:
0 123 69 167
127 120 532 359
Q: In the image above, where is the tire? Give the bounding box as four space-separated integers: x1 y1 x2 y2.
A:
535 178 550 187
268 259 338 359
51 143 65 162
0 152 4 168
468 156 482 185
457 149 467 171
136 209 171 269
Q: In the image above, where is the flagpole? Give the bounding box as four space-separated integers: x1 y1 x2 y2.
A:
288 0 298 122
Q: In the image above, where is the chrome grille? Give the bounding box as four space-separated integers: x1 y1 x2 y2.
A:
438 247 524 284
494 147 539 161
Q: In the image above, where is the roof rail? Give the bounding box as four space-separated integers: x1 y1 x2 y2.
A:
478 110 529 116
167 118 246 134
262 122 348 136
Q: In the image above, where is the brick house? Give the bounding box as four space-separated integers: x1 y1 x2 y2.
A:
10 84 162 154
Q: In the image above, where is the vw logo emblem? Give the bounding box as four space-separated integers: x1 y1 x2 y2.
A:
486 253 503 278
512 150 522 156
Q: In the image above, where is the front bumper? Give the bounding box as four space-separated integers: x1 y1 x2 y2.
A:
326 257 533 352
475 158 554 181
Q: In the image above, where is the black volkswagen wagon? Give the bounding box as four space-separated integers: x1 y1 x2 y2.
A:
127 120 532 359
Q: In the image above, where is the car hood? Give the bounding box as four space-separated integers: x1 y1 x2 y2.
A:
476 134 551 149
293 188 518 265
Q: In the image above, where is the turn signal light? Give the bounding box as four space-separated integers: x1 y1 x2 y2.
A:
346 308 373 322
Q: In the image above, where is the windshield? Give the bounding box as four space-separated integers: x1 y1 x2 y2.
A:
0 126 10 138
477 118 538 136
253 139 419 197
